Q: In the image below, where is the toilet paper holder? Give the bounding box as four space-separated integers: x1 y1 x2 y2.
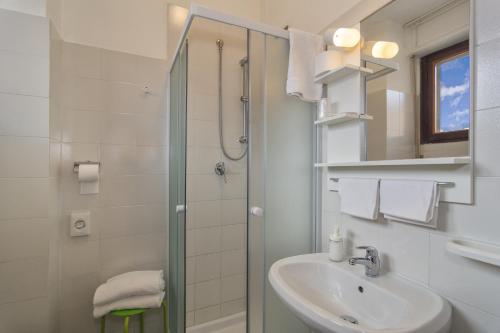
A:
73 161 100 173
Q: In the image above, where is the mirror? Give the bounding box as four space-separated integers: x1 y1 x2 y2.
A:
361 0 471 160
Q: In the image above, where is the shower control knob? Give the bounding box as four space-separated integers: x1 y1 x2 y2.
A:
250 206 264 217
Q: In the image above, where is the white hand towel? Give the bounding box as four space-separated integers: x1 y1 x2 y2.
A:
380 180 439 224
286 28 324 102
93 292 165 318
94 270 164 306
339 178 380 220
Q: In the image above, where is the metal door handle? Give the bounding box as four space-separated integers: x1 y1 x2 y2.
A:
176 205 186 214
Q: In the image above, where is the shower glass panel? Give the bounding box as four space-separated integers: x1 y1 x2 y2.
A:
169 12 314 333
169 41 188 333
247 31 314 333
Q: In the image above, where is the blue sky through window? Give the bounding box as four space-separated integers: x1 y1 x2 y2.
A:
437 54 470 132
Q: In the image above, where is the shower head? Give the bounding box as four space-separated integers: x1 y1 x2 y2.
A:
239 57 248 66
216 39 224 49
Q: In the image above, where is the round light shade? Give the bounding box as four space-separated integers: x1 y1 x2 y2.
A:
371 41 399 59
333 28 361 48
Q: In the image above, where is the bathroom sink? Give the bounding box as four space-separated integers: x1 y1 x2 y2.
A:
268 253 451 333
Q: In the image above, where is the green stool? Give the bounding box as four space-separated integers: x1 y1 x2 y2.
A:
100 301 168 333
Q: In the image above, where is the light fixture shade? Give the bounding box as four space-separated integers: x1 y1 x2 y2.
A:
371 41 399 59
333 28 361 48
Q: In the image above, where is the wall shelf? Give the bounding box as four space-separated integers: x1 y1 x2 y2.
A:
447 239 500 267
314 156 471 168
314 65 374 84
315 113 373 126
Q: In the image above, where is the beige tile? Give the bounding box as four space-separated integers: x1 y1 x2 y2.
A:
0 178 49 220
101 144 137 176
59 303 98 333
60 75 104 111
221 224 245 251
61 239 100 278
0 298 51 333
194 201 221 228
135 112 167 146
186 284 195 311
194 305 221 325
194 226 221 255
221 250 245 277
195 253 221 282
0 93 49 137
105 81 143 114
101 112 137 145
221 275 245 302
101 49 138 83
221 199 246 225
100 176 138 206
0 136 49 177
62 110 103 143
186 257 196 285
0 218 49 262
194 279 221 309
221 298 245 317
61 42 101 79
136 146 167 174
60 272 100 310
0 258 49 303
136 175 167 204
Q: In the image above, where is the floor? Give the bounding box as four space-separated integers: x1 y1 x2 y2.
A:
186 312 246 333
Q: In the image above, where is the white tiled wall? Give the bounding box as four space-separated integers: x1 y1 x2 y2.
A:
185 18 248 327
321 2 500 331
0 8 53 333
52 40 168 333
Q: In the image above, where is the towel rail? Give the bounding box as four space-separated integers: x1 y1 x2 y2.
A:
328 178 454 192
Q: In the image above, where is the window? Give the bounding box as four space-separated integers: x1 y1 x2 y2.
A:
420 41 470 143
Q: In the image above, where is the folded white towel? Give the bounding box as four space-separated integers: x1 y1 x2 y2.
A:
286 28 324 102
94 270 164 306
93 292 165 318
339 178 380 220
380 180 440 224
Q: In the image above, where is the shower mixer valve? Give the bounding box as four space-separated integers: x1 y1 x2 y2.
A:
215 161 228 183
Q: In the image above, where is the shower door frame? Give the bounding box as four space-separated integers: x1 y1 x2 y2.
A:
168 5 321 332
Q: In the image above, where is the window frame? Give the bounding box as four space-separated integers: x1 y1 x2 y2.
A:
420 40 470 144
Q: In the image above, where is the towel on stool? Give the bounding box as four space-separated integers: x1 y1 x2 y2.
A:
94 270 164 306
93 292 165 318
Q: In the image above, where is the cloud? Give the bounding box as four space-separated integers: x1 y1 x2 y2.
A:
441 108 469 131
450 95 464 108
440 81 469 100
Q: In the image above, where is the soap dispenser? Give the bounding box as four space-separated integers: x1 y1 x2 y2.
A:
329 225 344 262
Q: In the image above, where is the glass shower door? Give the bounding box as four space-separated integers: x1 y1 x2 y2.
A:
247 31 314 333
169 41 188 333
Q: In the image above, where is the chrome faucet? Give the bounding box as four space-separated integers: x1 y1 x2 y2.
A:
348 246 381 277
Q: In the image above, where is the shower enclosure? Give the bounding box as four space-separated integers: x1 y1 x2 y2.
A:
169 6 315 332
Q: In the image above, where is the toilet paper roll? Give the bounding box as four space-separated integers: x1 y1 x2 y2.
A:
78 164 99 182
78 164 99 195
315 50 343 77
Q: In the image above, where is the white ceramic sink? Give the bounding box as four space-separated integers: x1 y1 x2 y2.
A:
269 253 451 333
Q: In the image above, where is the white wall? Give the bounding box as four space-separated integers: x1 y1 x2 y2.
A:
262 0 362 33
321 1 500 331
